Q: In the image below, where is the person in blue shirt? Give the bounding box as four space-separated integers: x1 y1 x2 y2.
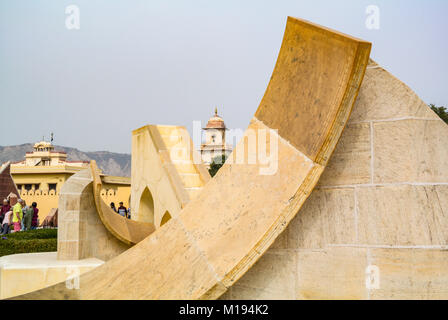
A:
117 202 127 218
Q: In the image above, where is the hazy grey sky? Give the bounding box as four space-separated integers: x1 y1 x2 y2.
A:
1 0 447 153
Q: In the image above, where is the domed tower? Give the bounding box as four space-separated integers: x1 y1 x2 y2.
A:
200 108 232 166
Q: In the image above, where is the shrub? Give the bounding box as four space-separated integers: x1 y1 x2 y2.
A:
208 155 227 177
0 239 57 257
430 104 448 124
4 228 57 240
0 229 58 257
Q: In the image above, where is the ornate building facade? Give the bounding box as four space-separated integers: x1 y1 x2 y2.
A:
8 141 130 222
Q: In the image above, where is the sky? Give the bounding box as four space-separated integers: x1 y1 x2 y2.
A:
0 0 447 154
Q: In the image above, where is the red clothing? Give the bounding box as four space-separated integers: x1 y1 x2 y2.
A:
0 205 11 217
32 207 39 227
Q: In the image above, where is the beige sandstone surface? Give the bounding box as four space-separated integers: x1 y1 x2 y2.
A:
223 60 448 300
14 17 371 299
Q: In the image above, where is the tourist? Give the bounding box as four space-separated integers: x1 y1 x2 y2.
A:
110 202 117 212
23 203 34 231
31 202 39 230
21 200 28 230
117 202 127 217
1 210 12 235
0 199 11 224
12 199 23 232
127 207 131 219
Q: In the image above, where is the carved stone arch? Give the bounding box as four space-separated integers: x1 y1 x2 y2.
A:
139 187 155 224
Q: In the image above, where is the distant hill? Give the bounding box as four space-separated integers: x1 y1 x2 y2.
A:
0 144 131 177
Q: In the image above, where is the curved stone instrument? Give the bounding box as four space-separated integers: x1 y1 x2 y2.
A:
90 160 155 245
15 16 371 299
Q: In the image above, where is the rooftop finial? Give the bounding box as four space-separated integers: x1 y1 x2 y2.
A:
215 107 218 116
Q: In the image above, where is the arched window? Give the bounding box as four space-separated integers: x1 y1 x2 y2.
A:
139 187 155 224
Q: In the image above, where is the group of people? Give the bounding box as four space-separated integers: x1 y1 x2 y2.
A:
110 202 131 219
0 199 39 235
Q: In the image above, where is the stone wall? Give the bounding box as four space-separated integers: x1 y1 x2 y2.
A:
224 61 448 300
131 125 209 226
57 169 129 261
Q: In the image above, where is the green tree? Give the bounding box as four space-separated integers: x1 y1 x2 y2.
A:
208 155 227 177
430 104 448 124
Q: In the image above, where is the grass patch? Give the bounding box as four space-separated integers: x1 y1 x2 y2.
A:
0 228 57 258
